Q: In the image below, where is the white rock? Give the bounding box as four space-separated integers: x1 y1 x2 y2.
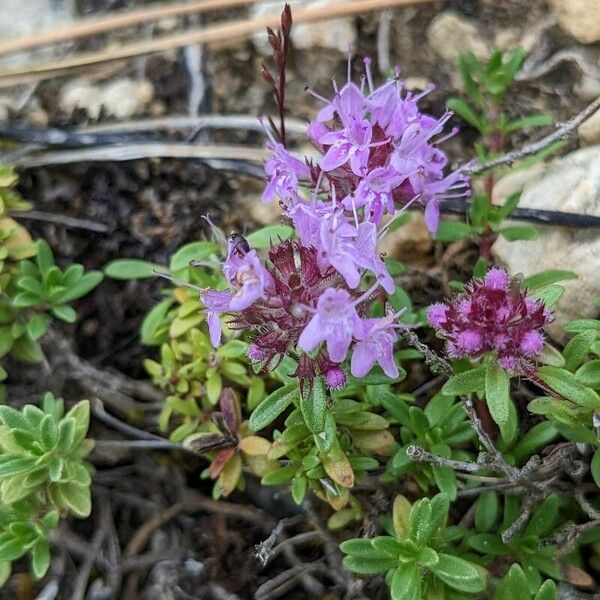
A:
492 146 600 340
59 80 103 120
99 78 154 120
575 76 600 101
59 78 154 120
251 0 356 54
0 0 74 68
549 0 600 44
427 12 489 64
578 108 600 145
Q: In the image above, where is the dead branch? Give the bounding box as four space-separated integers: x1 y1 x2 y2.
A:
463 94 600 176
0 0 437 88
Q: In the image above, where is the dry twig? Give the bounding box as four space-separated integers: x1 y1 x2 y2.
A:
0 0 437 87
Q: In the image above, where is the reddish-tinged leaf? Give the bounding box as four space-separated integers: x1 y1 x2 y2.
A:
219 388 239 435
209 447 236 479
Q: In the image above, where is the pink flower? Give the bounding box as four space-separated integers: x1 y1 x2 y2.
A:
351 317 399 379
298 288 362 363
223 241 274 311
428 268 554 373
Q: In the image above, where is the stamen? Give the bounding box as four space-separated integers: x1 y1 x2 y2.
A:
363 56 374 95
153 270 206 293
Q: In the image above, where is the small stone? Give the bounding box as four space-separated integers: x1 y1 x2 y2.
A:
492 146 600 341
427 12 489 64
575 76 600 101
578 108 600 145
251 0 356 54
377 213 433 266
59 80 102 120
549 0 600 44
0 0 74 68
100 78 154 120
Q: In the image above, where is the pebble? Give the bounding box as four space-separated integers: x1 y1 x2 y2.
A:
578 108 600 145
59 78 154 120
427 12 489 64
549 0 600 44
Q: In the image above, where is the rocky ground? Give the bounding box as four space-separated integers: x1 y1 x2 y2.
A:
0 0 600 598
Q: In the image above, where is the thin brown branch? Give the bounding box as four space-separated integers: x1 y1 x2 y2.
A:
463 94 600 176
0 0 259 57
0 0 437 88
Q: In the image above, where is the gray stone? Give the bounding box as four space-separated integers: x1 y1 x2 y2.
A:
59 78 154 120
578 108 600 145
427 12 489 64
0 0 74 68
251 0 356 54
492 146 600 341
549 0 600 44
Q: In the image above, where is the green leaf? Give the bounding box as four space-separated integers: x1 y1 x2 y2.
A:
434 220 473 242
36 239 55 276
340 538 381 558
409 497 434 545
576 360 600 388
104 258 163 280
56 418 76 453
0 457 37 478
431 553 486 592
55 482 91 517
442 367 486 396
246 225 293 249
350 365 406 385
30 538 51 579
534 579 558 600
563 330 596 370
300 377 327 434
26 314 51 341
504 113 553 133
291 476 307 504
591 448 600 487
55 271 103 303
432 466 457 501
249 383 298 432
261 464 297 485
524 495 558 538
446 98 482 130
510 421 558 463
529 285 564 307
12 291 41 308
65 400 90 448
370 536 404 557
538 366 600 410
51 305 77 323
0 535 26 562
485 362 510 428
0 405 31 430
496 564 530 600
169 241 219 271
416 546 439 568
563 319 600 333
474 491 499 532
140 298 173 344
499 226 538 242
390 563 421 600
40 414 58 449
342 555 397 575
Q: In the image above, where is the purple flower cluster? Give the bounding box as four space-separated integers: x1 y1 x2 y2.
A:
201 59 467 388
427 268 553 373
203 236 402 389
264 58 469 238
